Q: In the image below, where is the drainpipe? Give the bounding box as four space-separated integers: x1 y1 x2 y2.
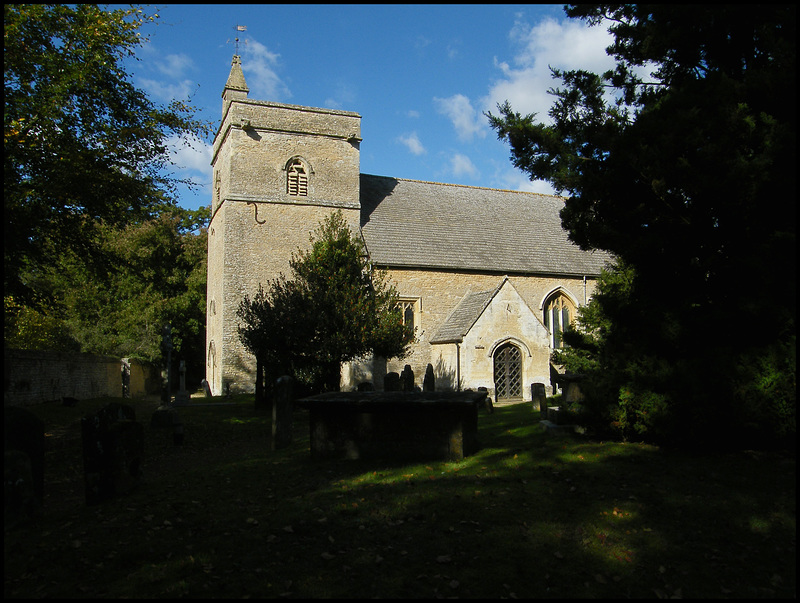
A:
583 275 587 305
456 343 461 391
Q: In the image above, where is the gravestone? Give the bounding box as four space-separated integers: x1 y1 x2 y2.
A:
400 364 415 392
81 403 143 506
173 360 191 406
201 379 213 397
4 407 45 527
384 372 400 392
531 382 546 412
478 386 493 413
272 375 294 451
423 364 436 392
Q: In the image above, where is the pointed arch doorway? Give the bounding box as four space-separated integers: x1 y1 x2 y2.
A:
494 342 522 400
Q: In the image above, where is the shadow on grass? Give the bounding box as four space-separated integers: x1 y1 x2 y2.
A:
4 398 795 599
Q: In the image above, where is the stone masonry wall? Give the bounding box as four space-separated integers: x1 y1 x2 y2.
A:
381 268 597 385
207 198 361 394
4 349 122 406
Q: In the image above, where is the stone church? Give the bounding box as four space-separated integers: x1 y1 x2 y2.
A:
206 55 611 400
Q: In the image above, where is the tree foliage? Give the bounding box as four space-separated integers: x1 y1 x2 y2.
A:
4 206 209 385
238 211 415 396
4 4 211 304
489 5 796 447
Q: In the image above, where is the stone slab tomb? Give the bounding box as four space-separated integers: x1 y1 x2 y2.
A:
296 391 486 461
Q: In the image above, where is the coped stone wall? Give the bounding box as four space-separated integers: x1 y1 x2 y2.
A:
3 349 158 406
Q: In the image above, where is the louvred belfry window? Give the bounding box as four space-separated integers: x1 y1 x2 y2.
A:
287 159 308 196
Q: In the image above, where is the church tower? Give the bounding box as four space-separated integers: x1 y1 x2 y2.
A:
206 55 362 395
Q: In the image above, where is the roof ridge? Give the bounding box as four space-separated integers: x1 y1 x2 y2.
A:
360 173 563 199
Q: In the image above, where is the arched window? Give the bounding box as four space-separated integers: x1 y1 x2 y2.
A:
286 158 309 196
543 292 575 349
399 299 418 333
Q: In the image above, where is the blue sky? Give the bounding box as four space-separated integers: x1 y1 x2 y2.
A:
123 4 619 210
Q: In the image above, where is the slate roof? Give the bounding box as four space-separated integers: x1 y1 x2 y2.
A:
429 286 498 344
359 174 611 276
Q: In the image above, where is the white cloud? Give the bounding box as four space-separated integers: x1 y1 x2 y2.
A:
482 16 617 123
397 132 426 156
167 133 213 183
156 53 194 78
433 94 487 141
496 168 557 195
138 77 195 103
414 35 431 52
449 153 479 179
324 81 356 110
241 39 291 101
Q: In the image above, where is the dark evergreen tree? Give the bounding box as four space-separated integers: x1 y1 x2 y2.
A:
488 5 795 447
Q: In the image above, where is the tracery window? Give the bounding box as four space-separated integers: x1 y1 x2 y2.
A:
286 158 309 196
399 299 418 333
543 292 575 349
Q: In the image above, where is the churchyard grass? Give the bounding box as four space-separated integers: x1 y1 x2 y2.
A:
4 396 795 598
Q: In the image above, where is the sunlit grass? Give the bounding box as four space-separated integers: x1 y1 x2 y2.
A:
3 397 795 599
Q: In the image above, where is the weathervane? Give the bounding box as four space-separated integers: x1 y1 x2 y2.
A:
229 24 247 54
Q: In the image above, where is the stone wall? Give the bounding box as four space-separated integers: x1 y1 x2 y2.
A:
4 349 159 406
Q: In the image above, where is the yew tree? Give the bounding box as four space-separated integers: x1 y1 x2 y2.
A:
488 5 795 446
238 211 415 398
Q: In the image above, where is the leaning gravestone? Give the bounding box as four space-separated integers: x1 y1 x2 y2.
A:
272 376 294 451
81 403 143 506
423 364 436 392
384 372 401 392
4 407 45 528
